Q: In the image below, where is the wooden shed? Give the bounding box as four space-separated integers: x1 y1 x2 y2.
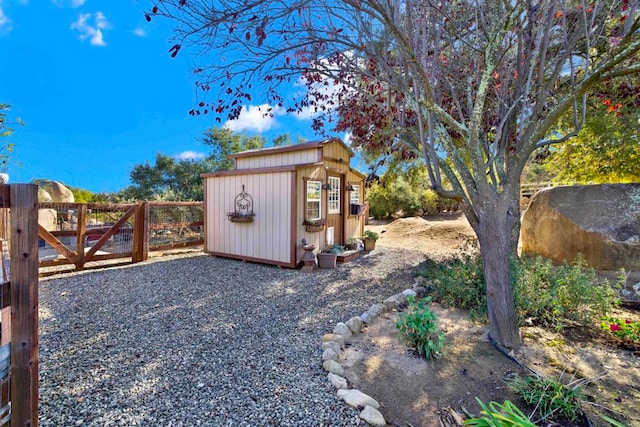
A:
202 138 367 267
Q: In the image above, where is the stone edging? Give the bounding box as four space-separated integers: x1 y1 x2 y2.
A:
320 279 428 426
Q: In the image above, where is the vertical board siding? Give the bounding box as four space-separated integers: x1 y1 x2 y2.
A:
296 166 327 260
235 149 320 169
205 172 293 264
343 170 365 241
322 141 350 163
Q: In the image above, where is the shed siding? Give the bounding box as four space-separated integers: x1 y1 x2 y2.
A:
344 169 365 240
205 172 293 264
235 149 320 170
322 141 351 162
294 166 365 261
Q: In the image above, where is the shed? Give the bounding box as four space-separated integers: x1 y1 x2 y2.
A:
202 138 367 267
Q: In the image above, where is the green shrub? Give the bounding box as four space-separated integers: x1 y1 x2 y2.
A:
422 255 619 329
421 255 488 322
395 296 445 359
366 173 459 219
363 230 379 241
506 374 587 424
464 399 536 427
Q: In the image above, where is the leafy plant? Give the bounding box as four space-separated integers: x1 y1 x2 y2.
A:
303 218 325 225
601 316 640 342
395 296 445 359
464 399 536 427
506 374 587 424
321 244 345 254
345 236 357 245
363 230 379 241
0 103 23 174
420 254 488 322
422 255 620 329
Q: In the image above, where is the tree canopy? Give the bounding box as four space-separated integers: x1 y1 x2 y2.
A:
117 127 301 201
543 79 640 183
0 103 23 173
151 0 640 348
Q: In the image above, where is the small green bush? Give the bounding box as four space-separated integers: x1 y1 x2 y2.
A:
422 255 619 329
420 255 488 322
395 296 445 359
506 374 587 424
366 173 459 219
363 230 379 241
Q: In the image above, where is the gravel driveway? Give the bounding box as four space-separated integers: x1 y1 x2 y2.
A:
38 248 427 426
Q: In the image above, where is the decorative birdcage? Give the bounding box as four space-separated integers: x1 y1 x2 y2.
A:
227 185 255 223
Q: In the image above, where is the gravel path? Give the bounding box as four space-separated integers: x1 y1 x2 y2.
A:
38 248 428 426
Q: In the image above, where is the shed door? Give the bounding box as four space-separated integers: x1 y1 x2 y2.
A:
326 174 343 245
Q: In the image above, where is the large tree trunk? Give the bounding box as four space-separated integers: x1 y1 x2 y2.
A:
475 197 522 349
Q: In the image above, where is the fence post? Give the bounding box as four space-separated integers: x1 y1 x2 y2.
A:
132 202 149 263
75 203 87 270
10 184 39 426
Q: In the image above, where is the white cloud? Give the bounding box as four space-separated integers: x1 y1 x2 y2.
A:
71 11 110 46
0 4 12 34
133 26 146 37
293 70 353 121
51 0 85 6
343 131 353 146
223 104 283 133
175 151 206 161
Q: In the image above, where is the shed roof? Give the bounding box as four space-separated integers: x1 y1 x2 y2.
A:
228 137 354 159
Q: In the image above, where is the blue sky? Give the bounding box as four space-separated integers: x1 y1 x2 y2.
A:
0 0 348 193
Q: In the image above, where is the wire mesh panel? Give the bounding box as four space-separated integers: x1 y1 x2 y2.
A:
38 202 136 269
148 202 204 251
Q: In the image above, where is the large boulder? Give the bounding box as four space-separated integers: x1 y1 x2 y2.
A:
37 181 74 232
521 184 640 270
37 180 74 203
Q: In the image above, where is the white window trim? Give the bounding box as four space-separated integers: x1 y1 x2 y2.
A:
350 184 360 205
328 177 341 214
306 180 322 221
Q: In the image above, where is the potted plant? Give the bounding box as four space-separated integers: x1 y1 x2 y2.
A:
362 230 379 251
303 218 326 232
345 236 358 251
317 244 344 268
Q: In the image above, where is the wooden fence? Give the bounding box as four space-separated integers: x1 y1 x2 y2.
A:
38 201 204 272
0 184 40 426
521 182 555 198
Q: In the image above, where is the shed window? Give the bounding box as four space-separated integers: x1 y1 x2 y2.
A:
306 180 322 220
328 177 341 214
350 184 360 204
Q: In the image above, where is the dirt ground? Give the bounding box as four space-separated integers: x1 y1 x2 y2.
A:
348 214 640 426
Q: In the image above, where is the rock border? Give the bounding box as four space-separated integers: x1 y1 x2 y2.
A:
320 277 429 426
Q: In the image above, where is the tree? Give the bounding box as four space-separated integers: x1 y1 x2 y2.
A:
0 103 23 173
122 153 212 201
542 79 640 183
202 127 268 171
149 0 640 349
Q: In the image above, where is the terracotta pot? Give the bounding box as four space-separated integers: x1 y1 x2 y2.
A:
364 239 376 251
317 252 337 269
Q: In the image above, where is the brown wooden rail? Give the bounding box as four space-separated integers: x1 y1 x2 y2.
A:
37 201 204 271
